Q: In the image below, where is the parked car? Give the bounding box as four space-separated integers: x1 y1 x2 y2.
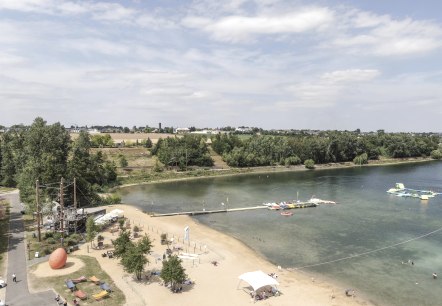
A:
0 279 6 288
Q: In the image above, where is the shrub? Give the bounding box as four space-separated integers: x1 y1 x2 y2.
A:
304 159 315 169
431 149 442 160
284 156 301 166
44 247 52 255
46 237 56 244
44 232 53 239
53 232 62 241
353 153 368 165
69 233 82 242
65 238 77 247
133 225 140 233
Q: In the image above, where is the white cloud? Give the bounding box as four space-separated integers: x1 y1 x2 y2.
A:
334 12 442 56
0 51 26 65
0 1 136 22
61 38 130 56
183 7 334 42
321 69 380 83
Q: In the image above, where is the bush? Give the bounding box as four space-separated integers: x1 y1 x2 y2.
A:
44 232 53 239
431 149 442 160
133 225 140 233
153 160 164 172
100 194 121 205
69 233 82 243
284 156 301 166
65 238 77 247
353 153 368 165
46 237 56 244
44 247 52 255
304 159 315 169
53 232 62 241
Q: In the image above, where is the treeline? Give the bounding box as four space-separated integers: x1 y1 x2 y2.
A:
0 118 117 210
211 132 441 167
152 135 213 170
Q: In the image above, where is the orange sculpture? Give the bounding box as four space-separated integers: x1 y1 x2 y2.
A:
48 247 67 269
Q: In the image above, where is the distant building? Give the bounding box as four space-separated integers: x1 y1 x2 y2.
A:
88 128 100 134
175 127 190 134
190 129 221 135
235 127 252 133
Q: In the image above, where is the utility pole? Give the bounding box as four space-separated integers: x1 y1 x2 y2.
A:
36 180 41 242
60 177 64 240
74 177 77 233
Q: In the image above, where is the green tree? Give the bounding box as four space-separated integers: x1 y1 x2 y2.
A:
284 156 301 167
112 230 132 258
121 242 148 280
118 154 128 167
161 255 187 291
353 153 368 165
431 149 442 160
145 137 153 149
120 234 153 280
86 216 97 246
18 118 70 207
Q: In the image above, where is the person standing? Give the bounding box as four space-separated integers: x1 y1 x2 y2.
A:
12 273 16 282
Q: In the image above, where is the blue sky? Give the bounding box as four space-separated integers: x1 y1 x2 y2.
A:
0 0 441 132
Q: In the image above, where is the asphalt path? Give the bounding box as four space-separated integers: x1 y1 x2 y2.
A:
4 191 54 306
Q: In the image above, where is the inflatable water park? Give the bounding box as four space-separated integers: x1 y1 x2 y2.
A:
387 183 440 200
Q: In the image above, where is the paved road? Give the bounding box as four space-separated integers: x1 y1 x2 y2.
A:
4 191 54 306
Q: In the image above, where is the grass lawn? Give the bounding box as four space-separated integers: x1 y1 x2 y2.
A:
0 198 10 271
29 255 125 305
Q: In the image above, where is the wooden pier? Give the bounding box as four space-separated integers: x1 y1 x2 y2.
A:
151 202 317 217
152 206 267 217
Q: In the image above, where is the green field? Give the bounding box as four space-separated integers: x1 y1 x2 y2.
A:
29 255 125 305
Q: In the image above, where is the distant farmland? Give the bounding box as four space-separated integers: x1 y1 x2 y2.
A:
70 132 177 144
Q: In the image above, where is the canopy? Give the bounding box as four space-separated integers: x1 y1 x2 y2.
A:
109 209 124 218
238 270 279 291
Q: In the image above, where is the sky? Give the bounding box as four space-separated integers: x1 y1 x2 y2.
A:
0 0 441 132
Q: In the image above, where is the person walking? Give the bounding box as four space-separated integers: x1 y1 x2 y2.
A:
12 273 16 282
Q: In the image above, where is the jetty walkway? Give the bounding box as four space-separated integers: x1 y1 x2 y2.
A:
152 202 317 217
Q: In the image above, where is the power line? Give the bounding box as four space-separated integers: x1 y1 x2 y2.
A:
291 226 442 270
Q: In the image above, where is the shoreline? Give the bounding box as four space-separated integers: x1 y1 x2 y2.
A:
27 203 375 305
108 204 376 305
116 157 435 190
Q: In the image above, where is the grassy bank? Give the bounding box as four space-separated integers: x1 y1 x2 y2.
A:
29 255 125 305
116 156 435 188
0 198 10 272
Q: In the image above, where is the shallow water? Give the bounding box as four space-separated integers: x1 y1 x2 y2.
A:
119 161 442 306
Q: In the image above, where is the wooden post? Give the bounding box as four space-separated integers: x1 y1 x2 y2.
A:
74 177 77 233
36 180 41 242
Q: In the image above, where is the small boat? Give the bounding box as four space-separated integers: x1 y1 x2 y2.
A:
280 211 293 216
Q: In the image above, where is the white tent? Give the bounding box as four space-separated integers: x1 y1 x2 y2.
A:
238 270 279 292
109 209 124 218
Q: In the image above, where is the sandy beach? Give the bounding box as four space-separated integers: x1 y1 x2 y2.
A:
31 204 374 306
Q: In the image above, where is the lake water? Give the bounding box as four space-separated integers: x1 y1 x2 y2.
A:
118 161 442 306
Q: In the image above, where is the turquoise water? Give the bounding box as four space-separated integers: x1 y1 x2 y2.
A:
119 162 442 306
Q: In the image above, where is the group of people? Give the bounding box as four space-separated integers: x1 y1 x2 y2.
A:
54 294 69 306
251 286 279 301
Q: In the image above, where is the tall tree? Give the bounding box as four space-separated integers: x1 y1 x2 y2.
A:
18 118 70 208
161 255 187 291
86 216 97 246
121 235 152 280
